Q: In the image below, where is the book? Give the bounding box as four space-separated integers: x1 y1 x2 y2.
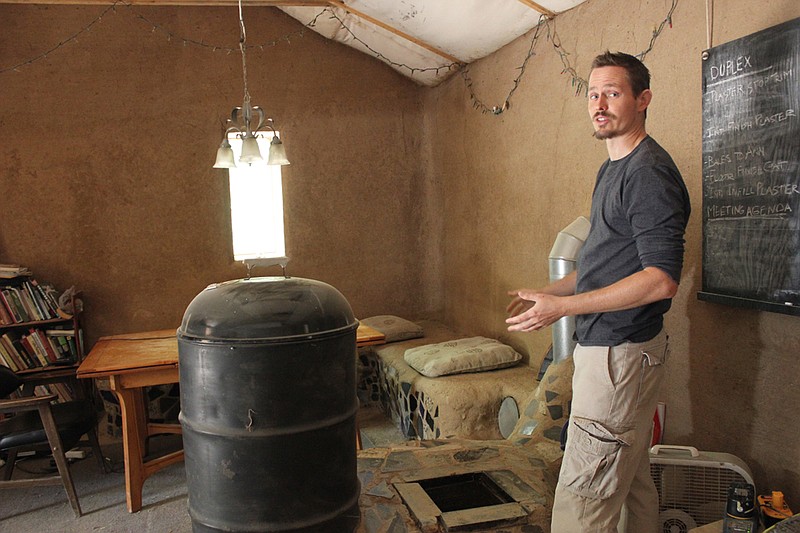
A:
7 288 31 322
26 330 55 366
51 334 68 359
50 336 72 363
0 264 32 279
68 335 78 359
2 333 29 370
45 331 76 361
19 334 45 367
34 385 54 397
31 330 59 364
32 382 73 402
13 333 37 369
45 328 76 336
30 279 59 318
0 299 12 325
0 277 65 323
22 281 49 320
52 381 75 402
1 289 22 323
18 288 42 321
0 338 20 371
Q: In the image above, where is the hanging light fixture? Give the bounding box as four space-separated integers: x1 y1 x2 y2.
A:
213 0 289 169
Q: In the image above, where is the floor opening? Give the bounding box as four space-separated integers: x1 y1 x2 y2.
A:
417 472 514 512
394 469 533 531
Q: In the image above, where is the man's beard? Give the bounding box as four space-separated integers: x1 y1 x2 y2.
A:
593 129 617 140
592 112 617 140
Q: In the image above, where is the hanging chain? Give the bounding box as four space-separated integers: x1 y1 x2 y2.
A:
238 0 250 104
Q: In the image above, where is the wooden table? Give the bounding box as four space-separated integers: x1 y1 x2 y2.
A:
77 323 385 513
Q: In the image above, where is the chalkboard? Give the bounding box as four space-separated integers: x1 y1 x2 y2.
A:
699 17 800 316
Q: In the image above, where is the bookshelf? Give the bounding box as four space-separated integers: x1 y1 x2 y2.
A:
0 266 84 402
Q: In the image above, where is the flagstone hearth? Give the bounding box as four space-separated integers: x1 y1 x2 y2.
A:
355 355 574 533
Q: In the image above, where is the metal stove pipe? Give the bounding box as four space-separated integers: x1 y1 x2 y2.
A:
548 216 591 363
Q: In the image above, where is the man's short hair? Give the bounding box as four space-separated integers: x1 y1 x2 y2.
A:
591 51 650 96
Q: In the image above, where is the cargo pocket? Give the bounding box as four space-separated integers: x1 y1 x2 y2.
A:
559 417 634 500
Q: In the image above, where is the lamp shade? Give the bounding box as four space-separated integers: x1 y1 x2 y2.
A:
213 139 237 168
267 135 290 166
239 135 263 165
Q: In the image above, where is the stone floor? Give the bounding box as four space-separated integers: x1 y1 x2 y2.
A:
353 358 574 533
356 439 558 533
0 358 574 532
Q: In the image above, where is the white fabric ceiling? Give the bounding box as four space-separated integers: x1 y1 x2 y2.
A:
280 0 588 86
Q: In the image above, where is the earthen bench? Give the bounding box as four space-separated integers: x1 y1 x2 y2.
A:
358 321 539 440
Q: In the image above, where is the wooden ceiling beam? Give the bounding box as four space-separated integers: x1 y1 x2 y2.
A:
516 0 555 18
326 0 461 64
0 1 330 6
2 0 463 64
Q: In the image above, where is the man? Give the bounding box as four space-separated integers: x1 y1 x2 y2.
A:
506 51 691 532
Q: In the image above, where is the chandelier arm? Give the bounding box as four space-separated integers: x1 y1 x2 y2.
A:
251 106 266 133
225 125 243 138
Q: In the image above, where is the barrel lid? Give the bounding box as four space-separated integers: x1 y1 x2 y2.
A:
178 277 356 342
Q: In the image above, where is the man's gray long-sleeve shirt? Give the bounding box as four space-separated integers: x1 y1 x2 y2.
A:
576 136 691 346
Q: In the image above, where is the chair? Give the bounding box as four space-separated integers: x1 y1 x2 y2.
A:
0 366 106 517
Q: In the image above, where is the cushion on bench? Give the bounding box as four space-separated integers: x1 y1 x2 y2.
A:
404 336 522 377
359 320 537 440
360 315 424 343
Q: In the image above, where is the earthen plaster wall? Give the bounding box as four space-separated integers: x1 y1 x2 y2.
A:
1 0 798 510
0 5 438 344
425 0 800 500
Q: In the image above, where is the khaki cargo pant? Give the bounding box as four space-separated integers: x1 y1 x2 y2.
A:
551 330 668 533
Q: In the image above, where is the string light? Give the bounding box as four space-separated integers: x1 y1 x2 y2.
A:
0 1 120 75
462 14 548 115
638 0 679 62
464 0 679 115
1 0 679 116
546 17 588 97
127 3 323 54
0 0 318 75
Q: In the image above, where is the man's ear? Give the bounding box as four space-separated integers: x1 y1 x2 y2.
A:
638 89 653 112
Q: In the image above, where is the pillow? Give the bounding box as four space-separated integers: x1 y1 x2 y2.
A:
404 337 522 377
360 315 424 343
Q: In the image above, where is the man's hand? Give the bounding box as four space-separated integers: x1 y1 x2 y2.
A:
505 268 678 333
506 289 534 317
506 290 568 332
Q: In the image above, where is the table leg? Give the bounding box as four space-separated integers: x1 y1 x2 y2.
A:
110 377 146 513
135 388 149 456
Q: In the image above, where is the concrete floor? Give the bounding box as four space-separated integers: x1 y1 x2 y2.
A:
0 405 406 533
0 434 190 533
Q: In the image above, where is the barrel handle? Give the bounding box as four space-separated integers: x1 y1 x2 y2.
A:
650 444 700 457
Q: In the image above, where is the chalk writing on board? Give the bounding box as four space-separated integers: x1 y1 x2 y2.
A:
699 17 800 315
